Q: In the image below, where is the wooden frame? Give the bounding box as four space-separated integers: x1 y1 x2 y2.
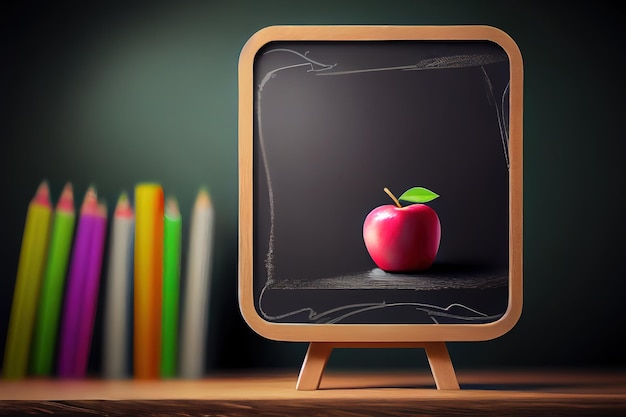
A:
238 25 523 345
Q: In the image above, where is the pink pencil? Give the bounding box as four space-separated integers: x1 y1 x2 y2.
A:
57 187 107 378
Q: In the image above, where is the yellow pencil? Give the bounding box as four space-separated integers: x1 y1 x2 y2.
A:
2 181 53 379
134 183 164 379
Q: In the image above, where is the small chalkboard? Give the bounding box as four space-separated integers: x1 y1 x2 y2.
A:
238 26 523 389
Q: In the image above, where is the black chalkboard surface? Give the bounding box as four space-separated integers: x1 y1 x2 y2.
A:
239 26 523 344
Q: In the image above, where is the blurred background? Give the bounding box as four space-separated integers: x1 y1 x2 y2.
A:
1 1 624 376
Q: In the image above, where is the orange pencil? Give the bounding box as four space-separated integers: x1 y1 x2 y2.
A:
2 181 52 379
134 183 164 379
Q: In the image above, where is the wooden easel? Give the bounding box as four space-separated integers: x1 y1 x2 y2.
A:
296 342 459 390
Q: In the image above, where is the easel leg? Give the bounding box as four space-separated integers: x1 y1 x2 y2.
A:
296 342 459 390
296 342 333 390
424 342 459 390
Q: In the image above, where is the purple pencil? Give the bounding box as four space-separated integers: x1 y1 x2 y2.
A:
74 201 107 377
57 186 100 378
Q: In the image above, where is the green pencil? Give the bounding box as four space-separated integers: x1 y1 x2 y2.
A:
161 196 181 378
30 182 76 376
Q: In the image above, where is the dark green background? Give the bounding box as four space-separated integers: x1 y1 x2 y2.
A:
1 1 624 376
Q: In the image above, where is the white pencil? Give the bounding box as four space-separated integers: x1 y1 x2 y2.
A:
103 192 134 379
179 188 214 379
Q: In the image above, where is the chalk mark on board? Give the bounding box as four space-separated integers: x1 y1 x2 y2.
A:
257 49 336 285
256 47 510 324
315 51 511 171
321 301 497 325
258 284 501 324
481 66 510 169
313 53 507 75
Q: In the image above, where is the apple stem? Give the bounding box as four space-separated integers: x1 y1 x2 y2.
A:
384 187 402 208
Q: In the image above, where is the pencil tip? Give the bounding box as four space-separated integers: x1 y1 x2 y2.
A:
114 191 134 217
82 186 98 208
32 180 52 207
97 201 108 218
37 180 50 192
61 182 73 196
56 182 75 211
195 187 212 207
165 196 180 217
86 183 97 194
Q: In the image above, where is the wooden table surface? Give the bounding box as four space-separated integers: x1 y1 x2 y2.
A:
1 369 625 416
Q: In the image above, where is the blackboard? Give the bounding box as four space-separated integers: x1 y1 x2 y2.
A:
238 26 523 342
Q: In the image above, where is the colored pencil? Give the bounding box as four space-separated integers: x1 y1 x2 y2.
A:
57 186 107 378
2 181 52 379
161 196 181 378
74 200 107 377
30 182 76 376
103 192 135 379
179 188 214 379
134 183 164 379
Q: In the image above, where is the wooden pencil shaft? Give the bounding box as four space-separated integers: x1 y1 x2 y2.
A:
134 184 164 379
30 208 75 376
161 203 181 378
2 191 51 380
103 215 134 379
74 208 107 377
57 188 100 378
179 192 214 379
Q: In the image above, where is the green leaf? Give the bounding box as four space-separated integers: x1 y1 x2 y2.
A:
398 187 440 203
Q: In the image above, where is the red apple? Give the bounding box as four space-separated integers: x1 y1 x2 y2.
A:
363 187 441 272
